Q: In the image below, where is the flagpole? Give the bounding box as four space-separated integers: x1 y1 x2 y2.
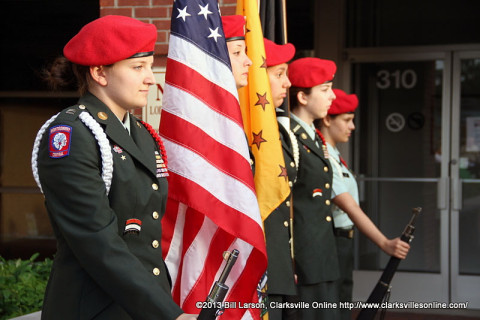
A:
280 0 288 43
276 0 295 273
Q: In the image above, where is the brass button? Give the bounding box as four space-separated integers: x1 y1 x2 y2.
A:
326 216 332 222
290 161 295 167
324 166 329 172
97 112 108 120
301 133 308 140
285 201 290 207
250 159 254 165
152 183 159 190
325 199 331 206
307 149 311 153
348 229 354 238
289 181 293 187
153 268 160 276
284 221 289 227
152 240 159 248
152 211 159 220
325 183 330 189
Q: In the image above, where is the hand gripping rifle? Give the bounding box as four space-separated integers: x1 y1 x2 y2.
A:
357 207 421 320
198 249 239 320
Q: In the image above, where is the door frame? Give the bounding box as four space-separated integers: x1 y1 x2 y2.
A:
450 50 480 307
342 45 480 306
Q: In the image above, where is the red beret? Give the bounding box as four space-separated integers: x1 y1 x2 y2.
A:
329 89 358 115
288 57 336 88
263 38 296 67
221 15 246 41
64 15 157 66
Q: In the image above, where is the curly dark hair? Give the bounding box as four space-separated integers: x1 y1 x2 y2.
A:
42 57 90 95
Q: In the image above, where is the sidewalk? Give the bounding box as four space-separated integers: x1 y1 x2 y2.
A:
9 312 41 320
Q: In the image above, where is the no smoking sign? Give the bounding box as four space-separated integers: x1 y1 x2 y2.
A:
385 113 405 132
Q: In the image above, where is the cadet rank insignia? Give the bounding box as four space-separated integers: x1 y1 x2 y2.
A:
312 188 323 197
124 218 142 235
48 125 72 158
155 151 169 178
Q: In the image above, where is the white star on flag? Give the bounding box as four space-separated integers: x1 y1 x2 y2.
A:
176 6 191 21
207 27 221 42
198 4 212 20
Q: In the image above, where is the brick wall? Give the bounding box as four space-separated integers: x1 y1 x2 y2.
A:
99 0 238 117
100 0 238 68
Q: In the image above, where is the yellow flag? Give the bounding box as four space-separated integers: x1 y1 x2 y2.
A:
235 0 290 222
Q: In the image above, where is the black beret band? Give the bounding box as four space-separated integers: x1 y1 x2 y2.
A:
226 36 245 42
128 51 155 59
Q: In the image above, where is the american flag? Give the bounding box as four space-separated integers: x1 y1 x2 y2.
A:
159 0 267 319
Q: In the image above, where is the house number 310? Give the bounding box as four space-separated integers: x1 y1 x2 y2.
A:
376 69 417 89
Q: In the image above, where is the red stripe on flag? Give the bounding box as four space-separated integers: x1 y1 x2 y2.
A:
161 199 179 258
166 172 265 251
225 249 265 319
166 59 244 127
161 111 254 192
181 229 235 312
171 206 206 304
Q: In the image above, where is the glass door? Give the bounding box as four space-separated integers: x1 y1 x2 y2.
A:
347 50 451 304
451 51 480 307
348 48 480 308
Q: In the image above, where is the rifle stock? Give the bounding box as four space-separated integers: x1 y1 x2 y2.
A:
356 207 421 320
197 249 239 320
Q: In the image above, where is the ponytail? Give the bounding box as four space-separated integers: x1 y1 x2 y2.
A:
42 57 90 95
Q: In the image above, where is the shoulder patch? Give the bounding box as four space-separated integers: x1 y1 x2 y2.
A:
49 125 72 158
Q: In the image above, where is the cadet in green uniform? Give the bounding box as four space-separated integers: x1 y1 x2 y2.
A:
317 89 410 320
32 15 196 320
263 38 298 320
287 57 339 320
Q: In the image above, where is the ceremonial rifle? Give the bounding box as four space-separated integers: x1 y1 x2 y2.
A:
198 249 239 320
357 207 421 320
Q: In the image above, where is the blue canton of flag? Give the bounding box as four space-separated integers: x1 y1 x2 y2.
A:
171 0 230 70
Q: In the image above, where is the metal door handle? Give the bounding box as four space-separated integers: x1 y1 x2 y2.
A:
452 178 462 211
437 177 449 210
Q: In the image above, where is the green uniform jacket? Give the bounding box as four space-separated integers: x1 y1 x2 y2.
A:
290 118 340 285
37 93 183 320
264 122 297 296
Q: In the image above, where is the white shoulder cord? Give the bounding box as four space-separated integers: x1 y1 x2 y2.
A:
79 112 113 194
31 113 59 194
31 111 113 195
278 119 300 182
287 129 300 172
